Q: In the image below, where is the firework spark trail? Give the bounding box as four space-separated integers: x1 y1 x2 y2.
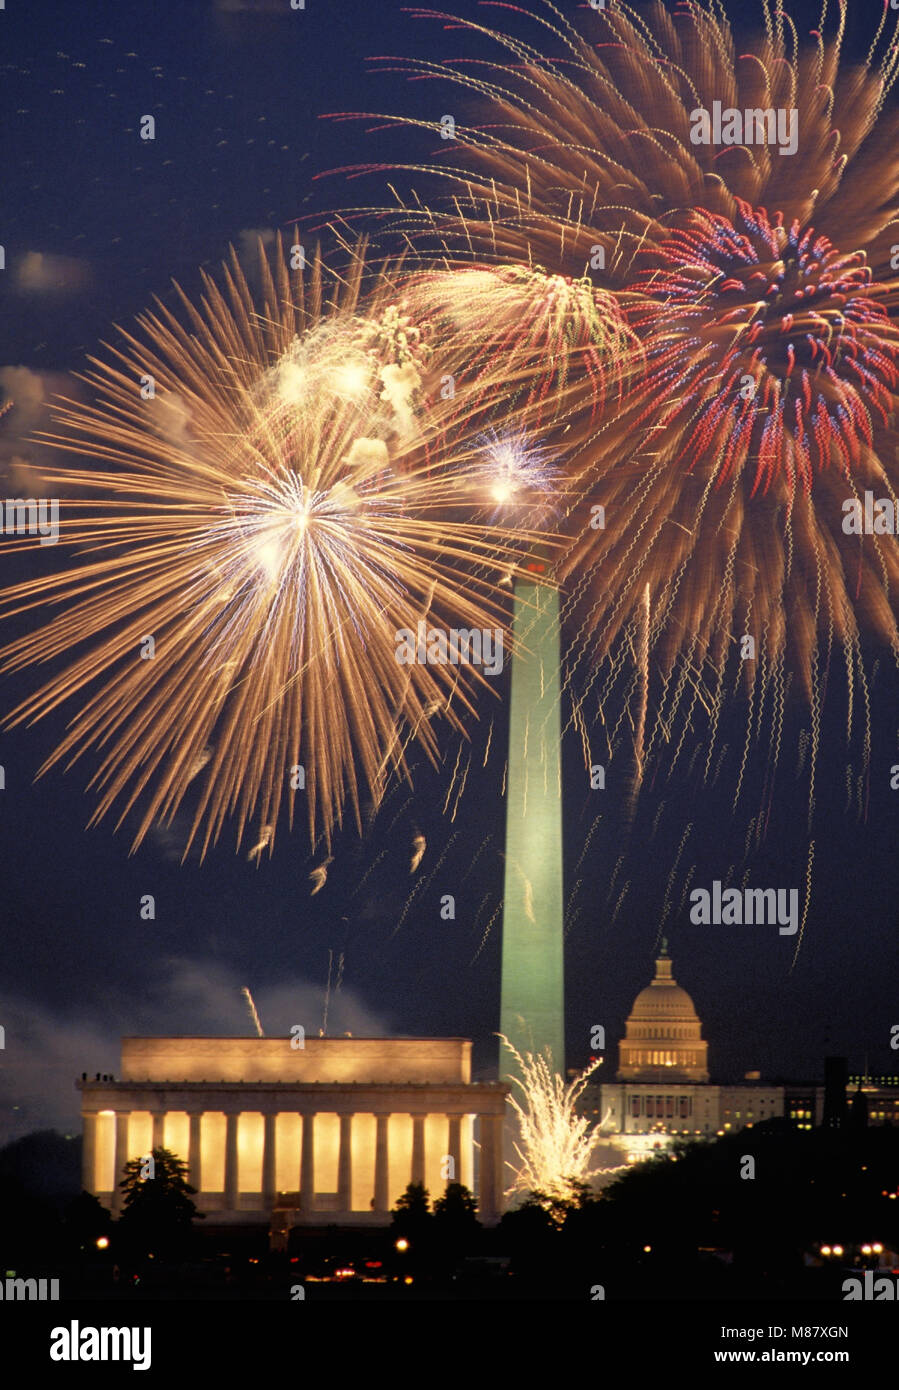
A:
790 839 816 970
733 667 756 813
505 858 536 925
362 778 411 836
469 900 502 965
442 742 464 817
449 751 471 823
392 831 459 937
564 876 583 927
855 646 873 822
459 832 493 882
352 846 388 896
563 902 584 942
572 813 603 877
606 668 642 753
482 717 494 768
771 653 786 784
247 825 273 864
631 582 650 799
471 891 492 933
677 865 697 918
571 696 591 776
658 824 693 938
410 833 426 874
610 881 630 927
711 742 731 790
563 876 582 924
241 987 264 1037
666 678 702 779
606 854 625 905
309 856 333 896
590 641 633 735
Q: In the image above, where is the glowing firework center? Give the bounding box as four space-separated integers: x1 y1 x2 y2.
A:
78 1036 507 1227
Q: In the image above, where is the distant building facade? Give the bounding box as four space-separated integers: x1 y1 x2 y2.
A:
848 1074 899 1126
78 1037 507 1226
586 945 825 1162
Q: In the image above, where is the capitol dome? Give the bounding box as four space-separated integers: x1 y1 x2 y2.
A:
616 942 709 1082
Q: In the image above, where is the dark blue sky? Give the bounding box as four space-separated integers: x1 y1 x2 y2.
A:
0 0 897 1145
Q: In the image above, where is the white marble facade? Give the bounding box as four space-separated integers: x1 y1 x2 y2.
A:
79 1037 507 1225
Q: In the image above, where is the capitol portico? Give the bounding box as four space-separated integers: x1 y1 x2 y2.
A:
78 1036 508 1226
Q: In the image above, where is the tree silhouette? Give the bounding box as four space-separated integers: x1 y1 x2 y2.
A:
64 1191 113 1256
433 1182 480 1266
433 1181 478 1225
118 1147 203 1261
391 1181 430 1233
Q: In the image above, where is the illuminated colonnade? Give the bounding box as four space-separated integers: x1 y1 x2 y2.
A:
78 1038 507 1224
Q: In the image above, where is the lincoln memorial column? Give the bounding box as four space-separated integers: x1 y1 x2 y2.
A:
337 1113 352 1213
374 1114 389 1214
411 1114 426 1186
262 1112 277 1209
447 1115 462 1183
112 1111 130 1212
478 1113 504 1222
299 1112 315 1214
224 1113 239 1212
81 1113 97 1194
151 1110 165 1150
188 1112 202 1194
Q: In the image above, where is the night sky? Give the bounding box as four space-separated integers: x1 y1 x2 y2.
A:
1 0 897 1148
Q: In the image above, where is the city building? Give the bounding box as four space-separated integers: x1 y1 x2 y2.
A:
78 1035 508 1227
848 1073 899 1126
587 944 825 1162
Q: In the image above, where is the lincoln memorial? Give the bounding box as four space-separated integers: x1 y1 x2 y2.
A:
77 1036 509 1226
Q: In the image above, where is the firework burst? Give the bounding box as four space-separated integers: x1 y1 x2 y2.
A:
499 1034 618 1212
0 240 546 856
350 0 899 803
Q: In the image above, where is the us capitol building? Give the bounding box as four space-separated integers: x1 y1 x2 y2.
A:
592 943 824 1161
